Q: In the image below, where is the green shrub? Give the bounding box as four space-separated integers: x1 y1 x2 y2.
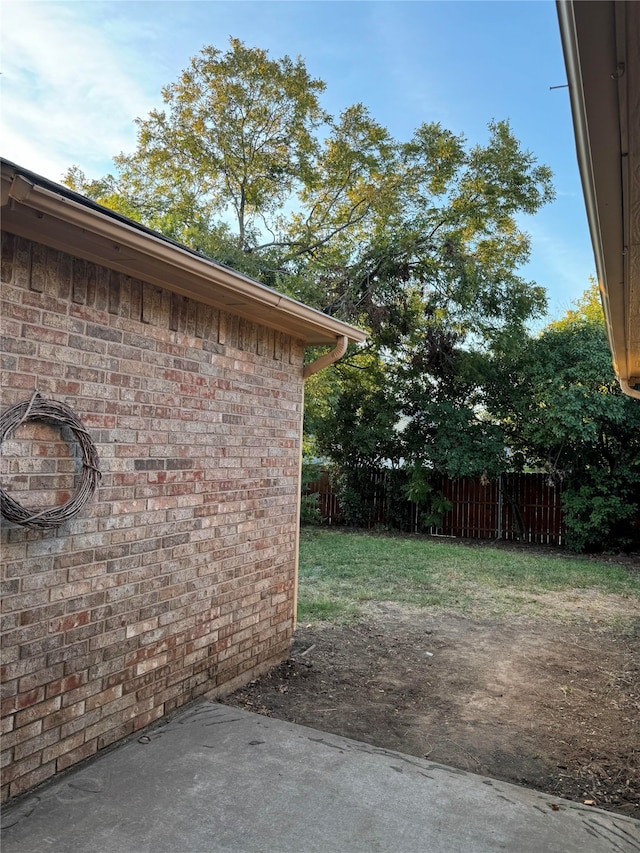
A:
300 458 323 525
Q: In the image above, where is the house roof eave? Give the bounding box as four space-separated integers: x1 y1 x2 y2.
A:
557 0 640 398
0 160 368 349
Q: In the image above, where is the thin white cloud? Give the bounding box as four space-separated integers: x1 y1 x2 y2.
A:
1 2 159 182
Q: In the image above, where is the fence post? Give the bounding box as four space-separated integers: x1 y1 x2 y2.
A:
497 474 504 540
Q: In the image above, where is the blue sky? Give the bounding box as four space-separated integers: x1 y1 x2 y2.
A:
1 0 595 321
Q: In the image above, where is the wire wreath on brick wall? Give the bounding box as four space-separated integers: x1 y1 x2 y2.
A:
0 391 101 529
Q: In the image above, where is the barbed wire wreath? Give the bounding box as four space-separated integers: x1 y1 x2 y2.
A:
0 391 101 529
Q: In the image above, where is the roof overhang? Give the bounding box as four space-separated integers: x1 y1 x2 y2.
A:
557 0 640 398
0 160 367 349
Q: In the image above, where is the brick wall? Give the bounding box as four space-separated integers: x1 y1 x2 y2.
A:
0 232 304 801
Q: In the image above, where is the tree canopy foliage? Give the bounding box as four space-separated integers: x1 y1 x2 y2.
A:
315 284 640 551
495 284 640 551
63 39 640 551
66 38 555 483
67 39 326 255
65 38 553 346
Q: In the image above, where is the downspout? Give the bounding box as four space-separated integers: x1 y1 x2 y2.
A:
293 335 350 628
303 335 349 379
619 378 640 400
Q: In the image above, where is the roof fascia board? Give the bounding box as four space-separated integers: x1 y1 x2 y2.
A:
557 0 633 391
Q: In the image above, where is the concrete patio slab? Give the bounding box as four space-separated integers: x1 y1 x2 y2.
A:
1 700 638 853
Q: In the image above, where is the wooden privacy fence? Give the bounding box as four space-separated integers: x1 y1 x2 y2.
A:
305 470 566 546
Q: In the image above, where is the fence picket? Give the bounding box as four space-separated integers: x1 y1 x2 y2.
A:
305 469 568 545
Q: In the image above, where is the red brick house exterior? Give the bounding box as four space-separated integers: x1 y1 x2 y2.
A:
0 161 365 801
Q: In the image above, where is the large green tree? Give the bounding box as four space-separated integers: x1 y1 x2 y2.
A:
304 119 553 501
65 40 400 280
65 39 553 333
66 39 327 266
66 37 559 529
492 284 640 551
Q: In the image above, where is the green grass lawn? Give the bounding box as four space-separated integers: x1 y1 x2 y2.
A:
297 527 640 623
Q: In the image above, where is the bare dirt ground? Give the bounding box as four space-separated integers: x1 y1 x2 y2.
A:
225 590 640 819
